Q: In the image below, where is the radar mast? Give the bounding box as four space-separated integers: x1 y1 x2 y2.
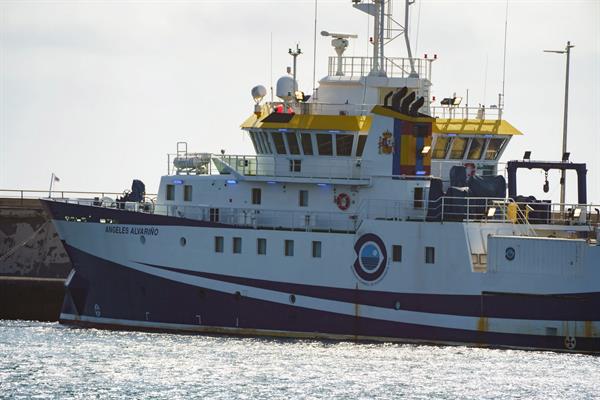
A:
353 0 418 77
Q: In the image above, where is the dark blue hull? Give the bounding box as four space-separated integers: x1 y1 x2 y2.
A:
59 244 600 353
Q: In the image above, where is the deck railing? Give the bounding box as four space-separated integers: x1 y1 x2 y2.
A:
46 196 600 236
327 56 433 80
430 106 502 120
169 153 367 181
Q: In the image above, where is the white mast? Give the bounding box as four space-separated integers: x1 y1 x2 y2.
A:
353 0 418 78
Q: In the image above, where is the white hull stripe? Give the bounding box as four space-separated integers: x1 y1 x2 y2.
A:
115 260 573 337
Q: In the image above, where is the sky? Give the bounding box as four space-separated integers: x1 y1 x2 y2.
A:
0 0 598 204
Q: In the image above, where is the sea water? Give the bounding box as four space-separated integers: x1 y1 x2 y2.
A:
1 320 598 399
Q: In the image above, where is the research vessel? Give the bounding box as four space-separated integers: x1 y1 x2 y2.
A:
42 0 600 353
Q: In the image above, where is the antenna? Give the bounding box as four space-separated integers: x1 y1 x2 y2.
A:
270 32 274 102
312 0 318 96
288 44 302 91
353 0 418 77
499 0 509 119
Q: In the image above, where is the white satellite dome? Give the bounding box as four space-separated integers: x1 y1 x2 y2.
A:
251 85 267 103
276 76 296 102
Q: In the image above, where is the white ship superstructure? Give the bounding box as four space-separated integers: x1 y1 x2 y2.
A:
42 0 599 353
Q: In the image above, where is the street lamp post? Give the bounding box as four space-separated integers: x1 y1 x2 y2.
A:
544 41 574 212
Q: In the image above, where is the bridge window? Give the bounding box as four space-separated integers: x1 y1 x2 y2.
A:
432 136 451 159
260 131 273 154
249 132 260 154
256 132 267 154
286 132 300 155
166 184 175 201
467 138 485 160
485 138 507 160
356 135 367 157
301 133 313 155
184 185 192 201
449 137 468 159
271 132 287 154
316 133 333 156
336 134 354 156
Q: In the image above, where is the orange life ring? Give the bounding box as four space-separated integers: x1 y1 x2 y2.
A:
336 193 351 211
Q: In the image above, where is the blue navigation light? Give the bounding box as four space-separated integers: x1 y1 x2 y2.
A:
317 183 329 187
447 133 457 137
278 128 288 132
416 171 426 175
226 179 237 184
484 134 493 138
172 179 184 185
329 130 340 133
267 181 277 184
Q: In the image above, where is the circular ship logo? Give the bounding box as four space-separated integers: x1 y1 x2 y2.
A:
505 247 516 261
353 234 388 283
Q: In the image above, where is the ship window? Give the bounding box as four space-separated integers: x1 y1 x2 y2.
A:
254 132 265 154
210 208 219 222
467 138 485 160
214 236 224 253
414 187 424 209
301 133 313 155
336 134 354 156
425 246 435 264
299 190 308 207
286 132 300 155
257 238 267 255
250 132 260 154
289 159 301 172
316 134 333 156
285 240 294 256
432 137 451 159
166 184 175 201
233 237 242 254
485 138 507 160
271 132 287 154
184 185 193 202
261 131 273 154
449 137 468 159
251 188 261 205
356 135 367 157
393 245 402 262
312 241 322 258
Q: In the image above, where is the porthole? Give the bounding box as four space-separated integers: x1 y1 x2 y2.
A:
180 237 187 247
289 294 296 304
140 235 146 244
394 300 401 310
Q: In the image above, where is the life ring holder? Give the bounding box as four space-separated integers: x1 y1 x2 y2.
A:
336 193 351 211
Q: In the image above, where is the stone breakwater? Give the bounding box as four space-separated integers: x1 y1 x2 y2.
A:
0 198 70 321
0 198 71 278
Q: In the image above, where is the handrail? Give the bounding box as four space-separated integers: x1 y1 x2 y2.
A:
327 56 433 80
44 195 600 235
0 189 157 200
